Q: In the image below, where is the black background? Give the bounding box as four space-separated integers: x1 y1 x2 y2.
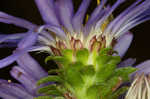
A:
0 0 149 84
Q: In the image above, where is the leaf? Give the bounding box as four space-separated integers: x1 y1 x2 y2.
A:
64 65 84 91
45 56 69 66
45 90 62 96
108 87 128 99
105 76 123 96
76 49 89 65
80 65 95 81
98 84 111 99
99 47 112 55
96 54 112 70
37 76 62 85
34 96 52 99
61 49 73 61
45 56 54 63
95 55 121 82
38 85 57 94
48 69 63 74
114 67 137 81
107 56 121 65
96 64 117 83
86 85 101 99
54 97 65 99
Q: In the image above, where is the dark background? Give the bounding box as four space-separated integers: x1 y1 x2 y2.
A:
0 0 149 82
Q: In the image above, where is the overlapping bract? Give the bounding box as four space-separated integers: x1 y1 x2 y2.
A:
37 48 136 99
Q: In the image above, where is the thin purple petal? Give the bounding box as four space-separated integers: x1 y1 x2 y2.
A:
0 12 37 29
16 53 48 80
87 0 107 25
118 58 136 67
72 0 91 32
34 0 60 26
10 66 37 95
0 33 26 43
114 32 133 57
55 0 74 33
0 48 29 68
0 80 34 99
43 25 67 39
134 60 150 75
17 32 38 49
95 0 125 30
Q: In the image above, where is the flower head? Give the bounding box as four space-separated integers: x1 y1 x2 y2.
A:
0 0 149 65
0 0 149 99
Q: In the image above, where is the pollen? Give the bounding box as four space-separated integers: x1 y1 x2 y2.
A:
97 0 100 5
8 80 11 83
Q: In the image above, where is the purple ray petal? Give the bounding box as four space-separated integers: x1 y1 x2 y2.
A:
28 46 50 52
0 80 34 99
104 0 142 35
37 26 54 41
111 0 150 37
87 0 107 25
134 60 150 75
55 0 74 33
95 0 125 30
0 33 26 43
0 12 37 29
0 91 18 99
114 32 133 58
114 13 150 38
0 43 17 48
118 58 136 67
44 25 67 39
16 53 48 80
17 32 38 49
34 0 60 26
10 66 37 94
0 48 29 68
84 6 109 35
72 0 91 32
38 36 53 46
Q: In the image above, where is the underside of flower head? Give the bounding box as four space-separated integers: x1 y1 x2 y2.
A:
37 47 136 99
125 74 150 99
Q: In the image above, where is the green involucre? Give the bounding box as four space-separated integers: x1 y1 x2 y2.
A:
37 48 136 99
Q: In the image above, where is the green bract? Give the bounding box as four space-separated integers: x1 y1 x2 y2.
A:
36 48 136 99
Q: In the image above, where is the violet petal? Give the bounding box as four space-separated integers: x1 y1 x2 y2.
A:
118 58 136 67
0 11 37 29
34 0 60 26
17 32 38 49
0 33 26 43
72 0 91 32
55 0 74 33
16 53 48 80
134 60 150 75
10 66 37 95
44 25 67 39
114 32 133 58
0 80 34 99
0 48 29 68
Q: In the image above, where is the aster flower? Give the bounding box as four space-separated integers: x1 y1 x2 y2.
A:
0 0 150 64
0 52 49 99
125 74 150 99
0 0 149 99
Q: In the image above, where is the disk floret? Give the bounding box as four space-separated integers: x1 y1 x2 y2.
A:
49 29 116 57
